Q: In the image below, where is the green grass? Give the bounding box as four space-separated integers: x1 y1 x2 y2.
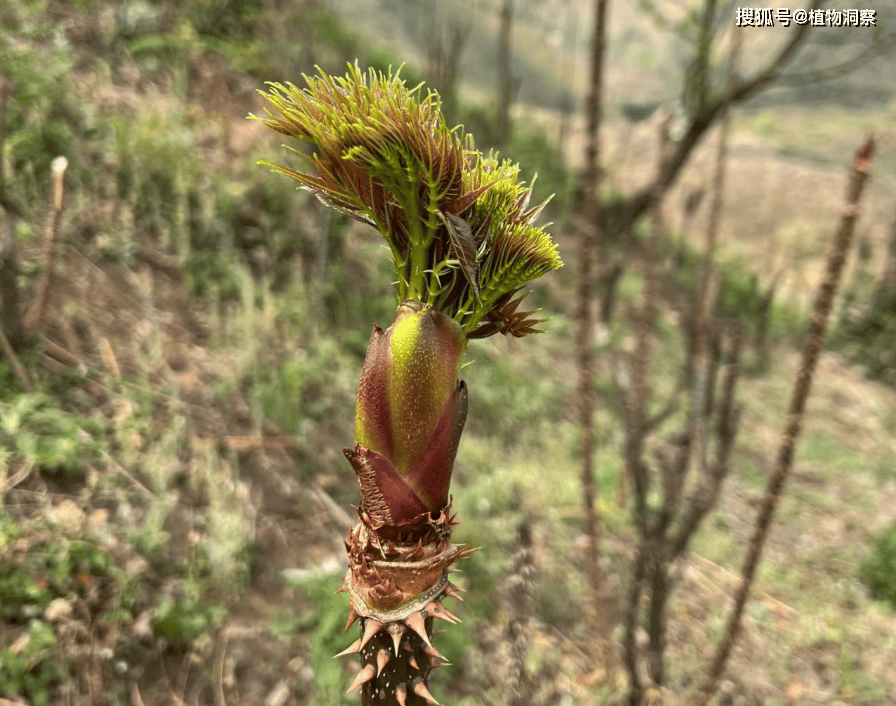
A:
739 106 896 173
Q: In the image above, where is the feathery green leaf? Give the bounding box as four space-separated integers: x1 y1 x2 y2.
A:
253 62 562 336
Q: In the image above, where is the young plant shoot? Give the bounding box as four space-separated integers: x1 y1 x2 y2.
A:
255 64 561 705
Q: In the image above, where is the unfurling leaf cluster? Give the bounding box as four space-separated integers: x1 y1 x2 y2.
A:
253 63 562 337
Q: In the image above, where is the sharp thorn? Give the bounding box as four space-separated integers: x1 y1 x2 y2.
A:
388 622 405 656
376 649 390 677
403 611 432 648
333 638 362 658
444 583 464 601
424 601 460 624
395 683 408 706
346 664 375 694
412 679 440 705
409 656 419 671
424 645 449 664
344 604 360 632
359 618 384 650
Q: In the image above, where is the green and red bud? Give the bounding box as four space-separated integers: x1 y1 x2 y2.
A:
347 301 467 529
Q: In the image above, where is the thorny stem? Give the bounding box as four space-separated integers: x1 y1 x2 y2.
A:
576 231 598 544
575 0 612 668
693 135 875 706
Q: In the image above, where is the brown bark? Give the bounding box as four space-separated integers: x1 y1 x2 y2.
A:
692 135 875 706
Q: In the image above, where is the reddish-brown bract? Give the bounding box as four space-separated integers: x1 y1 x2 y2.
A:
349 303 467 531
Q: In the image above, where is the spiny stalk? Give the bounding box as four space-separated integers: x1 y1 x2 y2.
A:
255 63 561 705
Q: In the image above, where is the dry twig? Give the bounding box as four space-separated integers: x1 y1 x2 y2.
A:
26 156 68 330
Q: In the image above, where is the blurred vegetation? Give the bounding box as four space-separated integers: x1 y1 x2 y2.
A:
835 287 896 385
860 518 896 611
